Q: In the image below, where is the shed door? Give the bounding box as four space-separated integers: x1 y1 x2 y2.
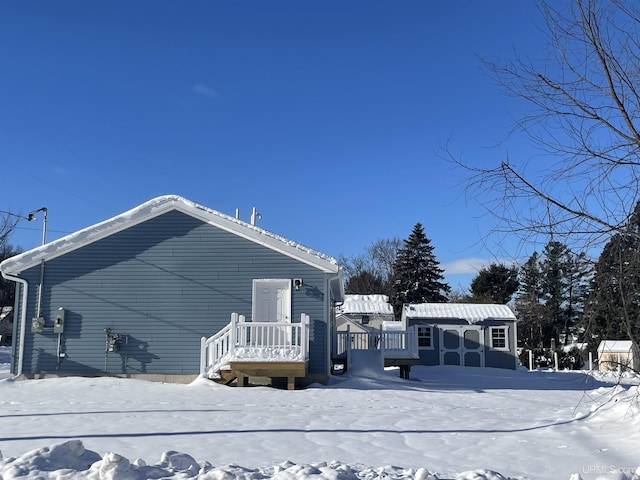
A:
439 326 485 367
462 327 484 367
252 279 291 323
440 328 461 365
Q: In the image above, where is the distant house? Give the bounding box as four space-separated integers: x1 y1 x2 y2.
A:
597 340 638 372
0 195 344 386
336 294 396 332
0 306 13 346
401 303 518 370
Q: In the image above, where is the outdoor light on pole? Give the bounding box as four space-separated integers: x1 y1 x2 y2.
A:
27 207 48 246
27 207 48 321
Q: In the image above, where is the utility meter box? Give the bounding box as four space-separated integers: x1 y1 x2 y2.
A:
54 308 65 333
31 317 45 333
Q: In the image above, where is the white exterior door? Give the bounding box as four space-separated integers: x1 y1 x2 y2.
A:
252 279 292 323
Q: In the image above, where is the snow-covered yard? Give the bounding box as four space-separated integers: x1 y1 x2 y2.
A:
0 346 639 480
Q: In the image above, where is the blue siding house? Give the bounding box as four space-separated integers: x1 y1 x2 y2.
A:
400 303 519 370
0 196 344 386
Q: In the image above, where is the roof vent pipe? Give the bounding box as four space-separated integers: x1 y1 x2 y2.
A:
250 207 261 226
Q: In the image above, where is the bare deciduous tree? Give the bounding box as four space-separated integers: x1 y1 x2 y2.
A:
454 0 640 371
338 238 401 296
455 0 640 248
0 211 19 250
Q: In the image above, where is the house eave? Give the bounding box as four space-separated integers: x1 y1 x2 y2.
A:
0 195 341 276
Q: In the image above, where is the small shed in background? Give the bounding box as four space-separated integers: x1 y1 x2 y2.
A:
597 340 638 372
336 294 396 332
401 303 519 370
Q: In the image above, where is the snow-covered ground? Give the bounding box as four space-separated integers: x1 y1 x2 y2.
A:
0 346 639 480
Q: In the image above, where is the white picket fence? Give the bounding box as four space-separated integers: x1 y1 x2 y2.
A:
200 312 310 378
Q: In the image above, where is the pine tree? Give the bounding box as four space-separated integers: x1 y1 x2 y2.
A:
586 202 640 355
470 263 519 304
564 251 592 344
391 223 450 317
515 252 546 348
541 241 571 344
516 242 592 349
345 270 385 295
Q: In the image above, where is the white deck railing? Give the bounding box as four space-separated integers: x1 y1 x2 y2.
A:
200 312 310 378
381 326 419 359
335 325 419 370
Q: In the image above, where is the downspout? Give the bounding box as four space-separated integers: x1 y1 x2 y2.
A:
327 267 345 378
513 320 519 370
1 270 28 377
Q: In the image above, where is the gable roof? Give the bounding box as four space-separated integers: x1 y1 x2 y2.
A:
403 303 516 325
337 294 394 316
0 195 341 275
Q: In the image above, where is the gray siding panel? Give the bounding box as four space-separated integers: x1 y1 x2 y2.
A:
17 211 329 376
482 320 517 369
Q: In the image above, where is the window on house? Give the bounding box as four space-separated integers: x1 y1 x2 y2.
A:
490 327 508 350
361 315 370 325
417 326 433 349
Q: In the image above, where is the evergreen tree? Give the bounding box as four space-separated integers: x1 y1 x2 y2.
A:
469 263 519 304
586 202 640 355
390 223 450 317
515 252 546 348
564 251 592 344
540 241 571 344
345 270 385 295
516 242 593 349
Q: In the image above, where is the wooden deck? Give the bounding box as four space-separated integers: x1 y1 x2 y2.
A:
228 360 308 390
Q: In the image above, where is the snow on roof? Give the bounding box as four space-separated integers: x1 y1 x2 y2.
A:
597 340 634 353
337 294 394 315
403 303 516 324
0 195 340 275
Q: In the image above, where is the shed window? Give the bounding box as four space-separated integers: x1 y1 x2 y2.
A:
490 327 508 350
417 326 433 349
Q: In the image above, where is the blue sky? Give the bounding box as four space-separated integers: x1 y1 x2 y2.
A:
1 1 546 291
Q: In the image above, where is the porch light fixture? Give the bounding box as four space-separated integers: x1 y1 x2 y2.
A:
294 278 303 290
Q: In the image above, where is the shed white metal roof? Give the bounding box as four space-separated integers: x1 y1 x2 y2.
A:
0 195 342 276
403 303 516 324
597 340 634 353
337 294 394 315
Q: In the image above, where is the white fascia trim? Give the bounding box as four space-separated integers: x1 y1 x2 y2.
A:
0 195 340 275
